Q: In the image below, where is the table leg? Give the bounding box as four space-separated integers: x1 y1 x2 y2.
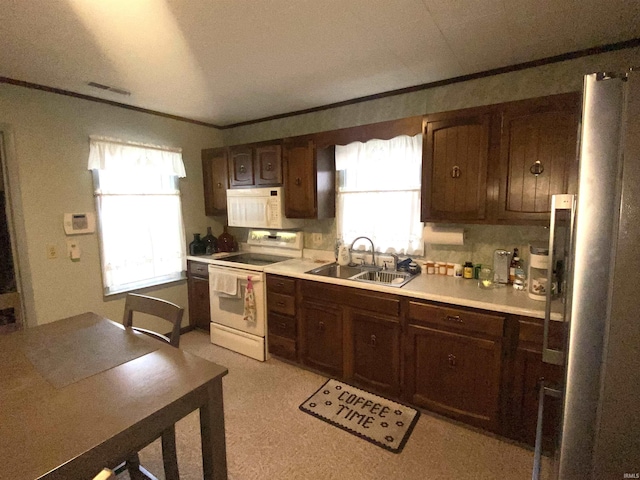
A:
200 380 228 480
161 426 180 480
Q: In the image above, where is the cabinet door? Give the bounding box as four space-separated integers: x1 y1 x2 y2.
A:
255 144 282 186
283 140 316 218
187 276 211 331
405 324 502 431
497 93 580 222
422 113 490 221
300 300 343 376
202 148 228 215
228 145 254 187
349 310 401 396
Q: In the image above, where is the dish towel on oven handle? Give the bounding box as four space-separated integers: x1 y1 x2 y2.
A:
243 276 257 322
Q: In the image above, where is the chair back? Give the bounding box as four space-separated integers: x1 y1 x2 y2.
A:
123 294 184 347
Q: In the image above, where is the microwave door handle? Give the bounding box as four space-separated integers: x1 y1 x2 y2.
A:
532 379 562 480
543 194 575 366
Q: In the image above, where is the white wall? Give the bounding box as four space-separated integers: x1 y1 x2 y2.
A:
0 84 223 327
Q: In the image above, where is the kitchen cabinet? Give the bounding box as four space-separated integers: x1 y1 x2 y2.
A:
421 92 580 224
504 316 564 449
300 299 344 377
201 147 228 215
187 261 211 331
282 139 335 219
405 301 504 431
497 93 580 222
266 275 297 361
348 310 401 397
421 110 490 221
228 145 255 187
228 142 283 188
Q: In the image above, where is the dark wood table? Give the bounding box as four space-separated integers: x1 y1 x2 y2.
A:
0 312 228 480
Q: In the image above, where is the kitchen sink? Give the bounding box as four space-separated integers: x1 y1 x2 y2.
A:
350 269 415 287
305 263 417 288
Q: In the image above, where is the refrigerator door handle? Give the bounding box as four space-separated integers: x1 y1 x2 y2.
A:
543 194 576 365
532 379 562 480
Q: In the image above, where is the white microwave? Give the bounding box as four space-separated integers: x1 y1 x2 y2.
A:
226 187 301 229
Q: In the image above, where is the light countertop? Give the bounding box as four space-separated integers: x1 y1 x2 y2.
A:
263 258 565 321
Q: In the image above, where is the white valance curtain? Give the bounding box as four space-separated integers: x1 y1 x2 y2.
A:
88 136 187 295
336 135 424 256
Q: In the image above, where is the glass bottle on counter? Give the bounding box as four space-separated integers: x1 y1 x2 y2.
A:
217 226 235 252
509 248 521 284
189 233 206 255
202 227 218 254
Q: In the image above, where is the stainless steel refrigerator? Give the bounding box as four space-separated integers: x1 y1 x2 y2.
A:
533 70 640 479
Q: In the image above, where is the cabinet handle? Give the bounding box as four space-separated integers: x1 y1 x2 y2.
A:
266 162 273 171
295 177 302 185
450 165 461 178
277 301 285 307
370 334 377 347
279 322 287 330
445 315 463 323
239 165 246 173
216 182 222 188
317 321 325 332
277 282 284 287
448 353 457 367
530 160 544 176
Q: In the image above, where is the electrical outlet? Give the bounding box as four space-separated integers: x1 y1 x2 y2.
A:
312 233 322 246
46 245 58 259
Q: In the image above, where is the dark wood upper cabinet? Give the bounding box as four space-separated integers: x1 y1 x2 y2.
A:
283 140 335 219
422 112 490 222
228 145 254 187
255 144 282 186
201 147 228 216
497 93 580 222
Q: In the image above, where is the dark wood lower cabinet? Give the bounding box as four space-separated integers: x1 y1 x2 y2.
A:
347 310 401 397
405 324 502 431
186 261 211 331
300 300 343 377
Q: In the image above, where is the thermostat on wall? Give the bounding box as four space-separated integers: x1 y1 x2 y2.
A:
63 212 96 235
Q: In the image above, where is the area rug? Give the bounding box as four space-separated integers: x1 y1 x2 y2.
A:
299 378 420 453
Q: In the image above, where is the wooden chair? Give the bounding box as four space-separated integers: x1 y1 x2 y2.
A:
122 293 184 347
119 293 185 480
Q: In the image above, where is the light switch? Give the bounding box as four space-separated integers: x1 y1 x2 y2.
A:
66 238 81 261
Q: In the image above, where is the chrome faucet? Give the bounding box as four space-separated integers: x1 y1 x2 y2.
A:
350 236 376 267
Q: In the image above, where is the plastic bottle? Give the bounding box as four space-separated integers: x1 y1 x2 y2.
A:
463 261 474 279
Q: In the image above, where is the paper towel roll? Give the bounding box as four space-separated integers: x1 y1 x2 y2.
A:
423 223 464 245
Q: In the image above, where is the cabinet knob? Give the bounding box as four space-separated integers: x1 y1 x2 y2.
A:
370 334 377 347
239 165 246 173
529 160 545 176
277 301 285 307
445 315 463 323
448 353 457 367
450 165 461 178
295 177 302 185
317 321 325 332
266 162 273 171
217 182 222 188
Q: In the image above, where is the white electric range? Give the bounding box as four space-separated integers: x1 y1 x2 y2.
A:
207 230 302 361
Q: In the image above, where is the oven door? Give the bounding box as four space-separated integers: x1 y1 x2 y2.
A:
208 265 266 337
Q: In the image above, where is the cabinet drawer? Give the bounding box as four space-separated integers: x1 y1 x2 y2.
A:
267 275 296 295
408 301 504 338
268 292 295 316
268 334 297 361
268 312 296 340
188 261 209 278
518 317 565 351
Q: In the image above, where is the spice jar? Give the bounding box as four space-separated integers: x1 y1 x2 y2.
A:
446 263 455 276
426 261 435 275
463 262 474 279
438 262 447 275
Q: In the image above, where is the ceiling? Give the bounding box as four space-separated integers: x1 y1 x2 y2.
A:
1 0 640 128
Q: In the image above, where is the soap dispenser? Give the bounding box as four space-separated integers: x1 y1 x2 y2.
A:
338 244 351 266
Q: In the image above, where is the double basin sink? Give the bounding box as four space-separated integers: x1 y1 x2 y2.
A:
305 263 417 288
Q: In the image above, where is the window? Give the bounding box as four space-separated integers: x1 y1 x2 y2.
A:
88 136 187 295
336 134 423 255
